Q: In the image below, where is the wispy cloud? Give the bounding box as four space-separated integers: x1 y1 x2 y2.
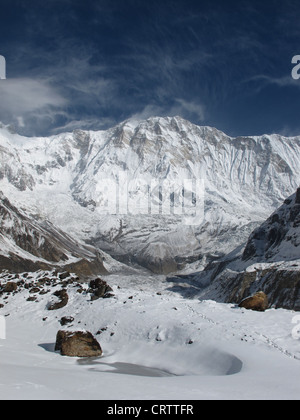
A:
173 99 205 121
0 48 119 135
51 116 117 134
131 98 205 124
0 78 66 113
0 77 67 134
246 74 300 90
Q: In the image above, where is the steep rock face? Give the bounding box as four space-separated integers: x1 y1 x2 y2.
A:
201 263 300 311
242 188 300 262
1 117 300 273
0 192 107 276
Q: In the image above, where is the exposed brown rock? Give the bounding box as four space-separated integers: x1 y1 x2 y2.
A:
3 281 18 293
89 278 113 300
47 289 69 310
55 330 102 357
59 316 74 326
239 291 269 312
0 194 108 276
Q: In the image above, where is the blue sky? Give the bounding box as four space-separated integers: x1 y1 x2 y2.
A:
0 0 300 137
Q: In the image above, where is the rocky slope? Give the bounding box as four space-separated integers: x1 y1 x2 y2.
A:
1 117 300 274
169 188 300 310
0 192 107 276
242 188 300 262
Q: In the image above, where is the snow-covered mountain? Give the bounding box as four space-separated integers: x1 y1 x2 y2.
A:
2 118 300 401
1 116 300 274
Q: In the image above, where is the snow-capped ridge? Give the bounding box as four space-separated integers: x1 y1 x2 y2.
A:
1 116 300 273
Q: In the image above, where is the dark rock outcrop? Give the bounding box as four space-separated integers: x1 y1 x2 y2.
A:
47 290 69 310
242 188 300 262
2 281 18 293
59 316 74 326
0 192 108 276
296 187 300 204
192 189 300 311
89 278 113 300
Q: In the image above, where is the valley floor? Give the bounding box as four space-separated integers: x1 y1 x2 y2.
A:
1 271 300 400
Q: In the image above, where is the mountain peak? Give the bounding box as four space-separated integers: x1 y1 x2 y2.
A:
1 116 300 274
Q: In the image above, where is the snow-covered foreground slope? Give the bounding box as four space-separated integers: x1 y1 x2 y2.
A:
1 271 300 400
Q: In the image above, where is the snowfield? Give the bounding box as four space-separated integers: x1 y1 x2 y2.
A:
1 271 300 400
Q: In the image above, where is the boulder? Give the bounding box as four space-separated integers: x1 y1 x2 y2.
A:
238 291 269 312
59 316 74 326
55 330 103 357
29 287 41 294
27 296 37 302
3 282 18 293
47 289 69 310
89 278 113 300
58 271 71 281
